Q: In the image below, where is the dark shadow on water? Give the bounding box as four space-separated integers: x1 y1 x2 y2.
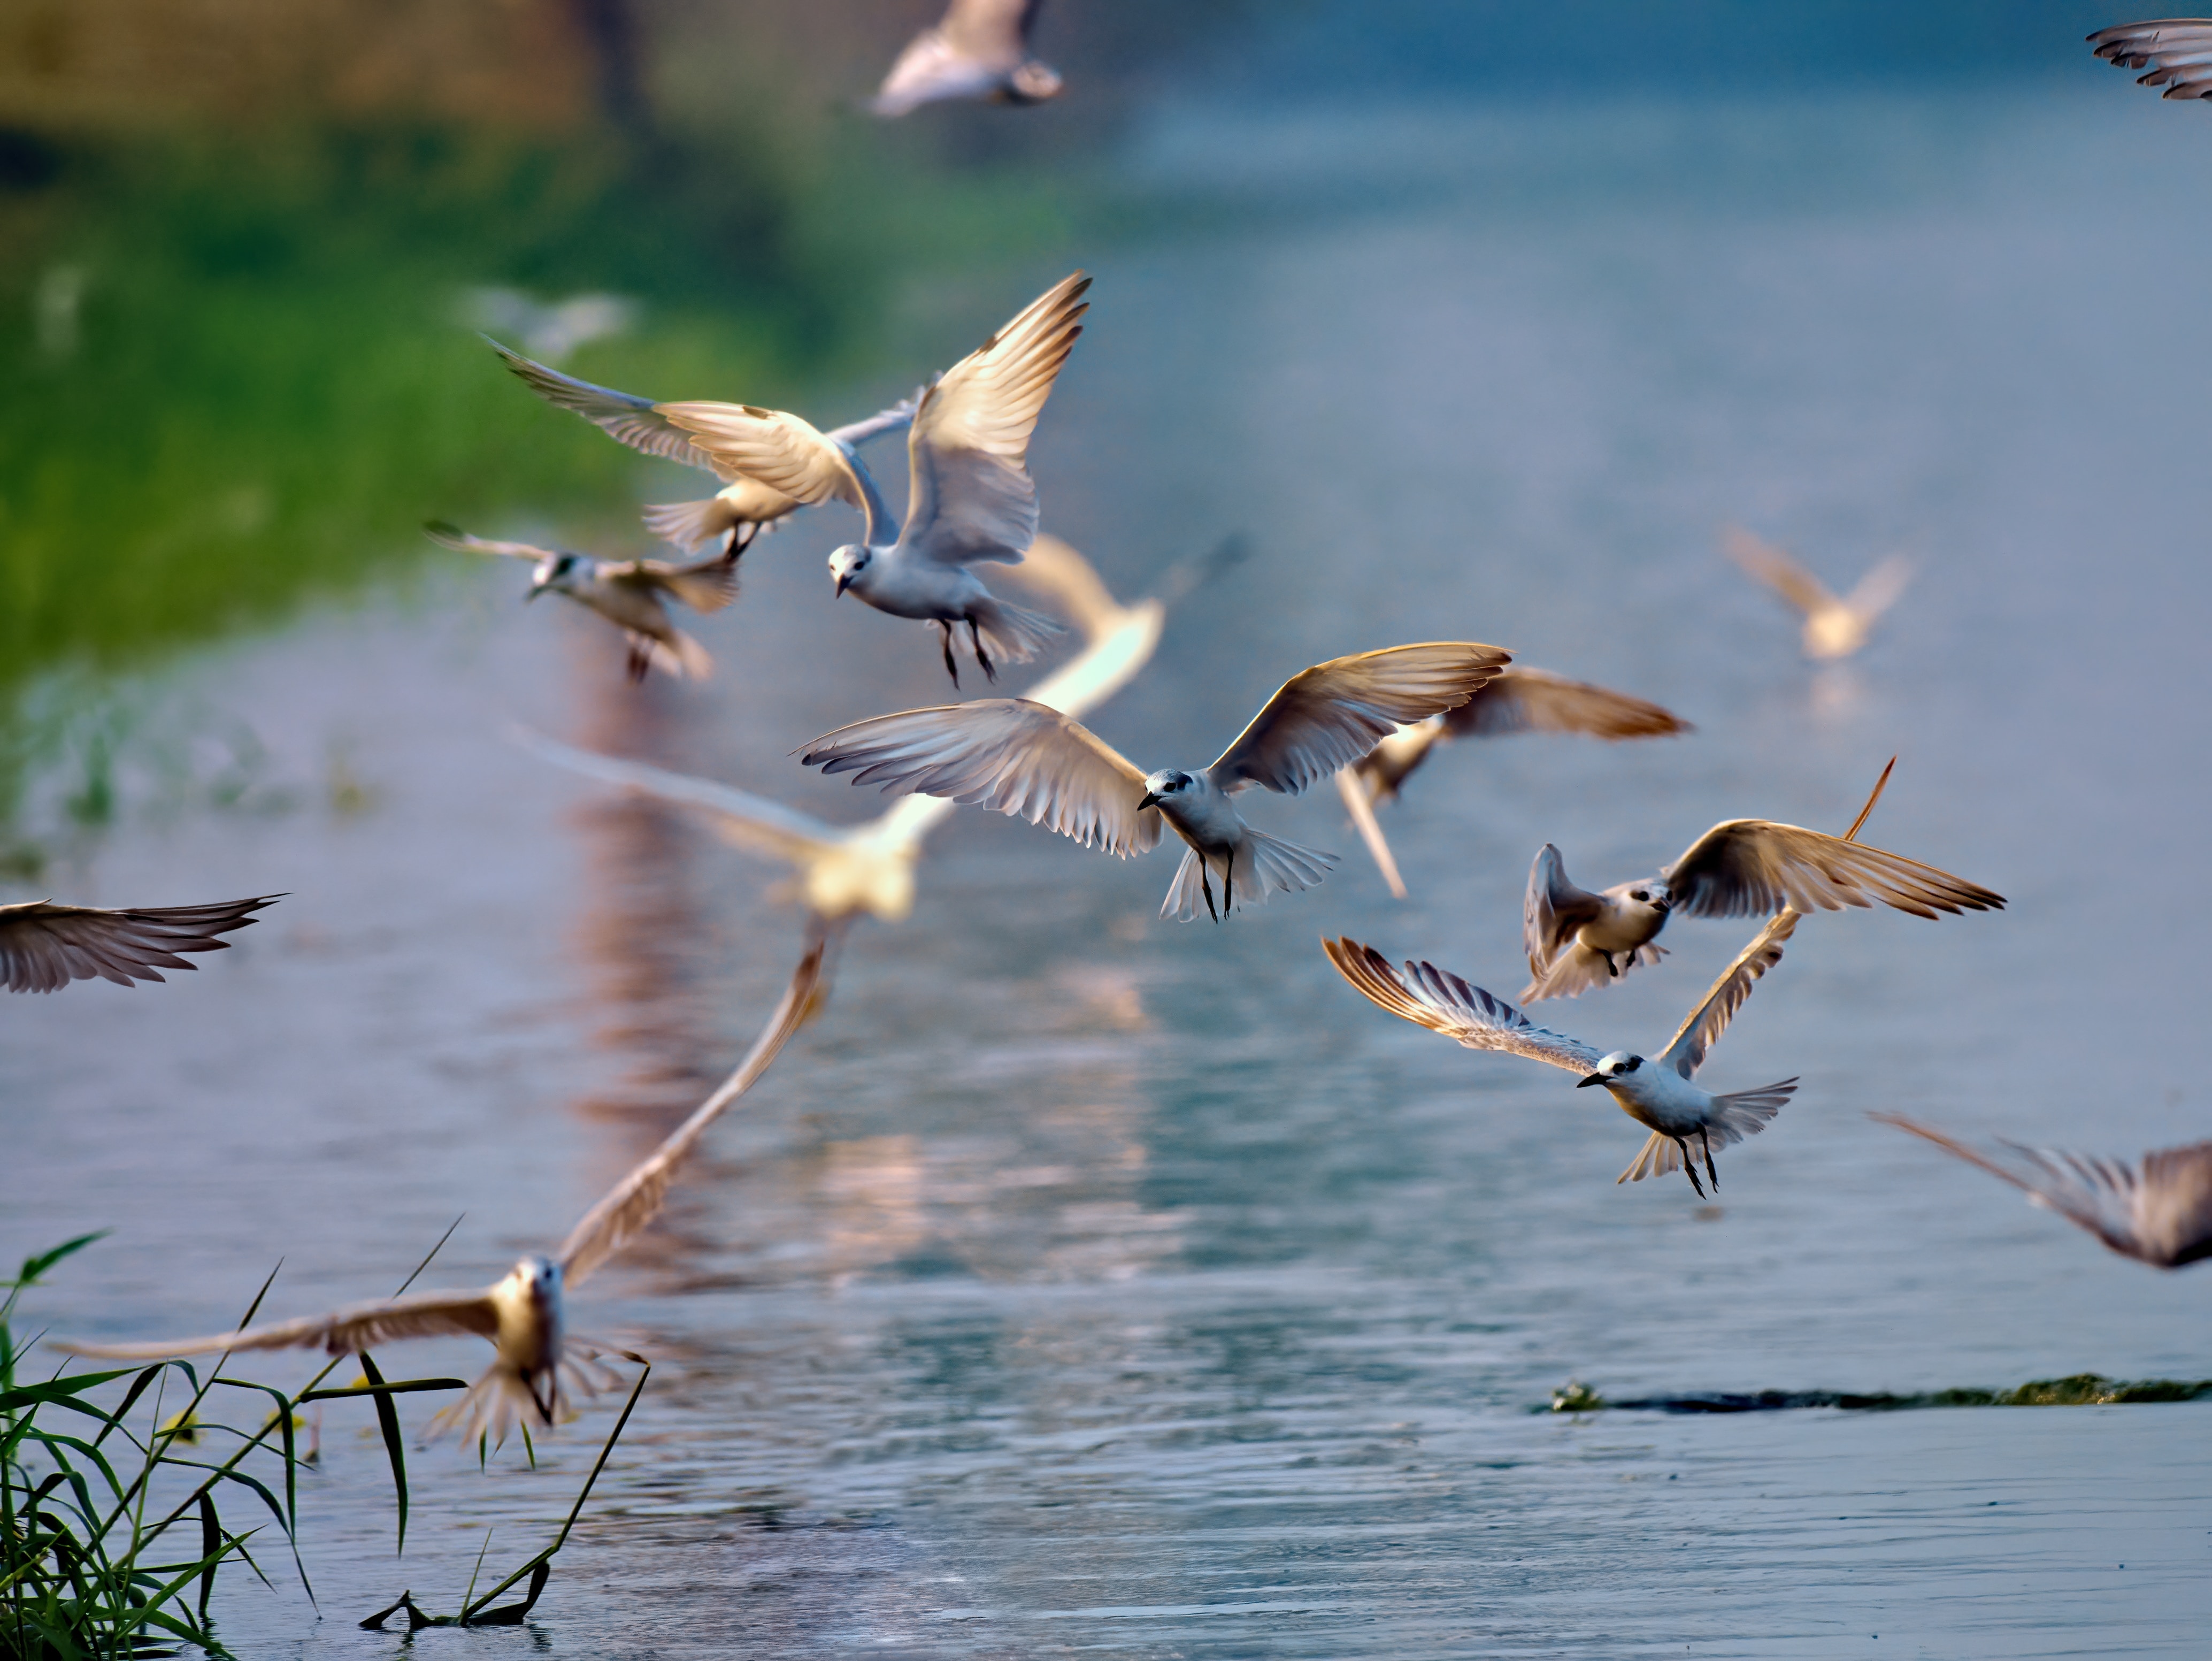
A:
1550 1374 2212 1415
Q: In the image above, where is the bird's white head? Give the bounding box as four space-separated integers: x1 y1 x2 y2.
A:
1577 1051 1645 1090
828 545 871 597
529 553 583 601
1137 769 1196 813
1619 881 1671 922
509 1253 563 1305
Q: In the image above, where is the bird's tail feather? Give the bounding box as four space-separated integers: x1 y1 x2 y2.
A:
1617 1130 1682 1186
1522 940 1666 1004
629 630 713 682
424 1341 632 1448
1158 832 1338 921
972 597 1065 666
642 496 745 554
1708 1079 1798 1144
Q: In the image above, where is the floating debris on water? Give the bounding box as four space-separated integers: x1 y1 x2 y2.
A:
1548 1373 2212 1414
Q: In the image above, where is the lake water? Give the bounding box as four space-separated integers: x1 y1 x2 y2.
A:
7 76 2212 1659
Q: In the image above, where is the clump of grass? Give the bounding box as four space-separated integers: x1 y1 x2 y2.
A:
1 1233 486 1658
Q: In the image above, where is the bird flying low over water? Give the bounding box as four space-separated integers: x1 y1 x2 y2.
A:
1326 913 1801 1198
1335 665 1688 899
872 0 1062 117
800 642 1511 922
2089 20 2212 99
426 522 736 683
55 942 826 1446
487 339 914 556
1520 794 2001 1004
662 273 1090 685
1723 526 1911 662
1 895 279 993
1875 1115 2212 1269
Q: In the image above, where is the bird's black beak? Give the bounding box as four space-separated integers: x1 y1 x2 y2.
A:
1137 791 1161 813
833 571 851 598
1576 1071 1605 1088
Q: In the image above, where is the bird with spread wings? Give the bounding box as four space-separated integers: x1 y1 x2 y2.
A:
54 942 825 1446
1723 525 1912 662
872 0 1063 117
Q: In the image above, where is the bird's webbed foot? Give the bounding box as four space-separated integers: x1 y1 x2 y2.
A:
936 621 961 686
1676 1138 1707 1198
967 617 997 683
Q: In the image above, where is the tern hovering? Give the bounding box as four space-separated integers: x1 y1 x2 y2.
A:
1520 783 2000 1003
872 0 1062 117
1875 1115 2212 1270
1723 526 1911 662
487 339 913 556
1327 912 1800 1197
426 521 738 682
2088 20 2212 99
1334 665 1688 899
800 641 1510 922
661 273 1090 685
1 894 279 993
56 943 825 1445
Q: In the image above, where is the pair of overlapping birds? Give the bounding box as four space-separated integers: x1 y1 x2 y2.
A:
20 262 2205 1453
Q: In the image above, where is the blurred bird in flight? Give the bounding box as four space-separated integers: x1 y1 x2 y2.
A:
872 0 1062 117
463 288 634 364
426 522 737 683
663 274 1090 684
1722 526 1911 661
1327 912 1799 1198
1 895 279 994
801 642 1510 922
1334 666 1688 899
2088 20 2212 99
54 942 825 1446
1519 764 2000 1003
487 340 913 557
516 532 1240 954
1876 1115 2212 1269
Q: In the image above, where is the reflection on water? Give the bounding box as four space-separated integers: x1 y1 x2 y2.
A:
9 82 2212 1659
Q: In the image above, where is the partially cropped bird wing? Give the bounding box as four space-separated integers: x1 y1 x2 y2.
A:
510 727 842 866
52 1289 501 1360
424 521 556 563
1661 820 2003 920
1443 665 1687 741
559 939 826 1286
996 533 1122 639
1335 768 1407 899
2138 1143 2212 1267
487 339 721 473
1722 526 1837 618
1655 909 1796 1080
1324 937 1604 1074
634 552 741 614
1207 642 1512 796
873 0 1038 114
1522 844 1608 979
657 403 870 515
1843 554 1913 623
801 699 1162 856
943 0 1042 56
2088 20 2212 98
904 273 1089 567
1872 1114 2179 1265
1 895 279 994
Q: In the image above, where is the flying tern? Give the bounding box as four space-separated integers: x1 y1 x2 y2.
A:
661 273 1090 684
2089 20 2212 99
1328 910 1801 1197
1520 776 2000 1003
2 894 279 993
1723 526 1912 661
464 290 634 365
1334 665 1688 899
55 942 825 1445
800 641 1511 922
514 533 1219 940
487 339 913 555
872 0 1062 117
426 521 738 683
1874 1115 2212 1270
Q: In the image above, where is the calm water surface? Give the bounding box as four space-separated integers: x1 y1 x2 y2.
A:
7 86 2212 1657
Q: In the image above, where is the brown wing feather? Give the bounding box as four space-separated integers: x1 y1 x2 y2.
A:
1 895 280 994
1662 821 2003 920
1655 909 1796 1079
52 1289 501 1360
1443 666 1687 740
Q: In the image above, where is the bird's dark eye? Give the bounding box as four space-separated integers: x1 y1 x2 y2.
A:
1623 1056 1642 1073
1630 890 1648 902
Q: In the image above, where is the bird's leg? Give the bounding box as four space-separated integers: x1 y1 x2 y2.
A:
527 1371 558 1425
1223 850 1234 920
967 617 998 683
1199 859 1219 924
729 521 760 558
936 621 960 687
626 640 651 684
1675 1137 1707 1199
1700 1127 1720 1192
